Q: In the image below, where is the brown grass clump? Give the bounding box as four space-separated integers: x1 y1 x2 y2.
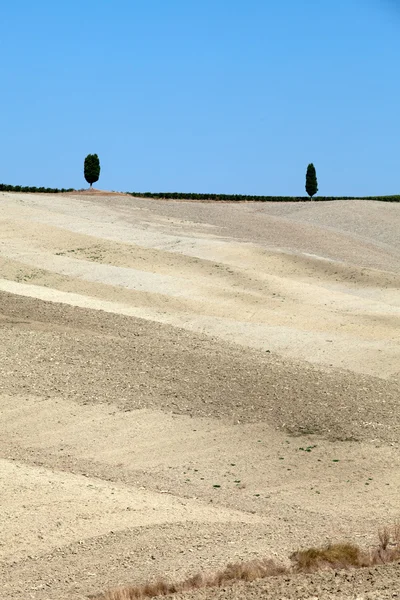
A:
290 543 365 572
371 522 400 565
96 523 400 600
291 524 400 572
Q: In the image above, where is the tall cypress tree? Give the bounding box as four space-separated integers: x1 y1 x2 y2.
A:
305 163 318 200
84 154 101 188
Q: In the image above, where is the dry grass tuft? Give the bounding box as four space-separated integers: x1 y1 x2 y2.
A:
96 523 400 600
371 522 400 565
290 543 364 572
393 522 400 544
98 559 285 600
291 524 400 573
378 526 391 550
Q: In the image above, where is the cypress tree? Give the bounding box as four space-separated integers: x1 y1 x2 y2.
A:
305 163 318 200
84 154 101 187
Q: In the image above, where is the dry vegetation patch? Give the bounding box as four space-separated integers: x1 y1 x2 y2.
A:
96 525 400 600
95 559 286 600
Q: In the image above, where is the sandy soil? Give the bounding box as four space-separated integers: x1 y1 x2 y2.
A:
0 191 399 600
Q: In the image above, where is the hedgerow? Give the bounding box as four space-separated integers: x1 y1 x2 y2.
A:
0 183 74 193
129 192 400 202
1 184 398 202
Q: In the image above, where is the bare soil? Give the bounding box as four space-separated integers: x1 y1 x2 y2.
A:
0 191 399 599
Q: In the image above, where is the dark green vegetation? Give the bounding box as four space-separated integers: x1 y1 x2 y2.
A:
129 191 400 202
0 183 398 201
84 153 101 187
305 163 318 199
0 181 398 203
0 183 73 193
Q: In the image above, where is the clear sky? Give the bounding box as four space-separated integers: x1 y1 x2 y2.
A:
1 0 399 195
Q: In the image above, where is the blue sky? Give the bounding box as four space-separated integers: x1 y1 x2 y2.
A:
0 0 399 195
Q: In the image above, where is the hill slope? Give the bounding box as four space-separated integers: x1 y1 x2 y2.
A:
0 192 398 599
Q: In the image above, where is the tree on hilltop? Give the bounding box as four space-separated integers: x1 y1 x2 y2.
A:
305 163 318 200
84 154 101 188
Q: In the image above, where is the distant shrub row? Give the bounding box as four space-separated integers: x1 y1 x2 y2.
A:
0 183 74 194
129 192 400 202
1 182 398 202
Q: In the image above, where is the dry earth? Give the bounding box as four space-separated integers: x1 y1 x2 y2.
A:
0 191 399 600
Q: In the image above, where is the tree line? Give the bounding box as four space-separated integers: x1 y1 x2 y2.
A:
81 155 321 200
0 155 398 201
